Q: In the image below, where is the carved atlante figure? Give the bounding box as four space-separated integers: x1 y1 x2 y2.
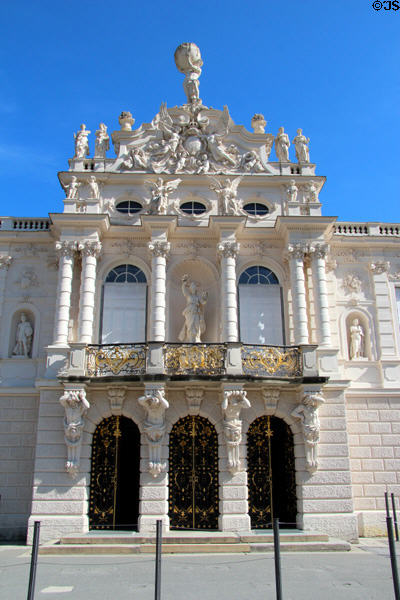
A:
94 123 110 158
179 274 208 343
291 393 324 472
349 318 364 360
275 127 290 162
13 313 33 357
221 390 251 473
292 128 310 163
174 43 203 104
74 124 90 158
138 389 169 477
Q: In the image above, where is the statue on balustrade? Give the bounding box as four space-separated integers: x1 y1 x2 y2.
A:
94 123 110 158
13 313 33 358
275 127 290 162
74 124 90 158
179 274 208 343
292 128 310 163
349 318 365 360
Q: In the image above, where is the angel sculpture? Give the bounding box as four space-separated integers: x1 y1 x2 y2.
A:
144 177 181 215
203 106 237 168
209 176 242 215
155 103 181 157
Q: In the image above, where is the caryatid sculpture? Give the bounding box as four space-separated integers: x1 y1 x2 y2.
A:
292 128 310 163
13 313 33 357
349 318 365 360
291 392 324 473
275 127 290 162
60 388 90 477
174 43 203 104
94 123 110 158
138 389 169 477
73 124 90 158
179 274 208 343
221 389 251 474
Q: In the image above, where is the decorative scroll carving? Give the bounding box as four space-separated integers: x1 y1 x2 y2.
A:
262 389 280 412
86 344 146 376
74 124 90 158
107 387 126 415
369 261 390 275
147 240 171 258
138 388 169 477
185 388 204 414
144 178 181 214
217 241 240 259
209 176 242 215
291 391 324 473
179 274 208 343
78 240 102 258
164 344 226 375
241 345 302 378
221 389 250 474
60 388 90 477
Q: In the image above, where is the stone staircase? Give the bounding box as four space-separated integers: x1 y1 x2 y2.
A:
38 530 351 554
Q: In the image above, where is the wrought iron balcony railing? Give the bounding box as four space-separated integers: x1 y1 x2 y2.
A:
86 343 147 377
241 345 302 378
163 343 226 376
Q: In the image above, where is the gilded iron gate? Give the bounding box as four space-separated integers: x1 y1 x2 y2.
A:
247 415 297 529
89 415 140 530
169 415 219 529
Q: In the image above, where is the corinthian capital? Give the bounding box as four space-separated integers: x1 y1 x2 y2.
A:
310 243 329 260
369 261 390 275
217 241 240 259
287 243 307 260
148 240 171 258
78 240 102 258
55 240 77 259
0 255 12 270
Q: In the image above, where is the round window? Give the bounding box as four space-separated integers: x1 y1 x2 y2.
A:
243 203 269 216
116 200 142 215
180 201 207 215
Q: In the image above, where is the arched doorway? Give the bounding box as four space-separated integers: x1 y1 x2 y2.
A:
169 415 219 530
247 416 296 529
89 415 140 530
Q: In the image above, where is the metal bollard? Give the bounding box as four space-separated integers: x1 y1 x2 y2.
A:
387 516 400 600
273 518 283 600
154 519 162 600
27 521 40 600
386 491 391 517
392 493 399 542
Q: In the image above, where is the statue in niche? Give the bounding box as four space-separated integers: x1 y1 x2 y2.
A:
291 392 324 473
275 127 290 162
221 390 251 474
144 177 181 214
349 318 365 360
292 128 310 163
73 124 90 158
174 43 203 104
179 274 208 343
88 176 100 199
13 313 33 357
94 123 110 158
64 176 80 199
209 176 242 215
138 389 169 477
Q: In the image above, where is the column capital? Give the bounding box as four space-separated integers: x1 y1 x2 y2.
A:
369 260 390 275
0 255 12 270
78 240 102 258
55 240 77 258
217 240 240 259
286 242 308 260
310 243 329 260
148 240 170 258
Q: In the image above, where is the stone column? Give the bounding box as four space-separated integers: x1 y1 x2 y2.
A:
287 243 309 344
217 241 240 342
53 241 77 345
148 240 170 341
311 243 332 346
77 241 102 344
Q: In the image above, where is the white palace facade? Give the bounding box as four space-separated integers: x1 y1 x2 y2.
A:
1 44 399 543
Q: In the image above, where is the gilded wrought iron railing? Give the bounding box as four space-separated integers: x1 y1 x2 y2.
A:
164 343 226 376
241 345 302 378
86 344 147 376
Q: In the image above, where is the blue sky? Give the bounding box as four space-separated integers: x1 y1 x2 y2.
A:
0 0 399 222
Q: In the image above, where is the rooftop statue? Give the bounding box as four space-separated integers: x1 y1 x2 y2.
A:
174 43 203 105
74 124 90 159
94 123 110 158
275 127 290 162
292 128 310 163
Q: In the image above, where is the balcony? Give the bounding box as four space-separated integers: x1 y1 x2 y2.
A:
60 342 318 382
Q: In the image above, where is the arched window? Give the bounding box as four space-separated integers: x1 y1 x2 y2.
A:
101 265 147 343
238 266 284 345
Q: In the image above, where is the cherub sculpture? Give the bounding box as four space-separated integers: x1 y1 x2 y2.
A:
209 176 242 215
144 177 181 214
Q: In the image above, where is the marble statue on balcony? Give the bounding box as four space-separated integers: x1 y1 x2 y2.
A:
349 318 365 360
94 123 110 158
286 179 298 203
88 176 100 199
174 42 203 104
144 177 181 214
292 128 310 163
275 127 290 162
13 313 33 358
64 176 80 199
179 274 208 343
209 176 242 215
291 392 324 472
74 124 90 158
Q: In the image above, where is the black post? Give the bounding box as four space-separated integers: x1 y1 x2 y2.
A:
387 516 400 600
392 494 399 542
27 521 40 600
154 519 162 600
273 517 283 600
386 492 391 517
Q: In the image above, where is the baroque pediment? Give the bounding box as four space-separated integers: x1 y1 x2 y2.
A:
111 102 275 176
